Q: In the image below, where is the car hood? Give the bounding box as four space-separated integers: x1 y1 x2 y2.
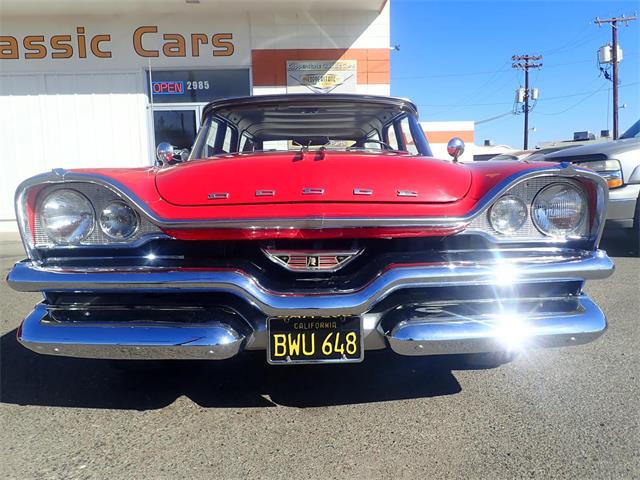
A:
545 137 640 160
155 151 472 206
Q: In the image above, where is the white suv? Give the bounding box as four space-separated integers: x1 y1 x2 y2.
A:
546 119 640 254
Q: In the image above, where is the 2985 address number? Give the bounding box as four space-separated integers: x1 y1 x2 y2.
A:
186 80 210 90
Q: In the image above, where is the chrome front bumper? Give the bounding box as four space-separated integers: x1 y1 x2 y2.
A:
17 296 607 360
8 250 614 360
19 304 246 360
385 296 606 355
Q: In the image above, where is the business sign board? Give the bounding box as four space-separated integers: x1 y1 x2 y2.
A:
0 16 250 73
148 69 251 103
286 60 357 94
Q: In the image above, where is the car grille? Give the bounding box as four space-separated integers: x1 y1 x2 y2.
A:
36 235 593 296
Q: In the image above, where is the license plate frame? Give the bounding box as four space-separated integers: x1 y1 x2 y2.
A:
267 315 364 365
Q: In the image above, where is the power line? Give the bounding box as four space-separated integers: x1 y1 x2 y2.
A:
391 58 599 81
417 101 512 107
455 60 511 103
424 61 512 116
418 73 516 108
539 23 594 55
541 29 602 57
391 68 511 80
416 81 639 109
542 81 639 101
535 82 609 116
475 111 515 125
536 80 639 115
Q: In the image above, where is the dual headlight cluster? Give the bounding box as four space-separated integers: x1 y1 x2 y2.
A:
488 182 587 238
37 182 589 245
40 189 139 245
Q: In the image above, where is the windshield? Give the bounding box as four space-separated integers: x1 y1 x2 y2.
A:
620 119 640 139
190 98 432 158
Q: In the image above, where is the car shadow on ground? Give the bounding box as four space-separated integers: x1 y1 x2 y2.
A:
2 230 633 411
599 228 638 258
0 328 487 410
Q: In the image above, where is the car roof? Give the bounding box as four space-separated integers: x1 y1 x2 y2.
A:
199 94 421 140
202 93 419 118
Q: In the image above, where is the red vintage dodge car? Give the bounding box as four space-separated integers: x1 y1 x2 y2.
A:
8 94 614 366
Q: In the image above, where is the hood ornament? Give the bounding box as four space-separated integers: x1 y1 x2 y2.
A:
262 248 363 272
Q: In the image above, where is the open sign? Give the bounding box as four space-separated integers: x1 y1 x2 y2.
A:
152 81 185 95
147 69 250 103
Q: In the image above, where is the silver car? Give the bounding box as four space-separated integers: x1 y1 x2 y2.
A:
546 119 640 254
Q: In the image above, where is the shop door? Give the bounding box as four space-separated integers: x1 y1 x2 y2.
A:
152 106 201 152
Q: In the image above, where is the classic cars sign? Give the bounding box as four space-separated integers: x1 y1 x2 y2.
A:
0 27 234 60
286 60 357 94
0 17 249 72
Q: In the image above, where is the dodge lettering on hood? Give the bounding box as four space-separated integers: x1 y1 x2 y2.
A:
7 94 614 366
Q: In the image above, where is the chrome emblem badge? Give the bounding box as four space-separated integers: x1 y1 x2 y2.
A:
262 249 362 272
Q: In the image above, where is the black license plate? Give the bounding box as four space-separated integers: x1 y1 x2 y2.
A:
267 316 363 364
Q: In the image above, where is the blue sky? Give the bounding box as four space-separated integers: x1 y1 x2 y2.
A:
390 0 640 148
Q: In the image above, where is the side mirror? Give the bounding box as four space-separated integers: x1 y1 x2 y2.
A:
156 142 175 165
447 137 465 163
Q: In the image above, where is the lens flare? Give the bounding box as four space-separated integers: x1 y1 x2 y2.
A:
493 264 518 285
493 313 531 350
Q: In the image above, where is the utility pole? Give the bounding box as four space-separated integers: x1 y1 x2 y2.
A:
595 15 637 139
512 55 542 149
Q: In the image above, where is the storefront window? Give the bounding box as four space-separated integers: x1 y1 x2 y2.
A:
148 69 251 104
153 110 197 151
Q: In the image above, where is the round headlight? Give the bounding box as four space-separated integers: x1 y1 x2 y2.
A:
99 201 138 239
532 183 586 237
40 189 95 245
489 195 528 235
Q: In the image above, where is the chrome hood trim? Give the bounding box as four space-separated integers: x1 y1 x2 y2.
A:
16 164 608 236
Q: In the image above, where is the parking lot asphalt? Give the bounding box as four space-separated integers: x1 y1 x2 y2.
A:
0 232 638 480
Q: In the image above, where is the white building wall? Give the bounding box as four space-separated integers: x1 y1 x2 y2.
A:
253 84 391 96
0 14 252 230
249 6 389 50
0 5 389 231
249 2 390 95
0 72 152 228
